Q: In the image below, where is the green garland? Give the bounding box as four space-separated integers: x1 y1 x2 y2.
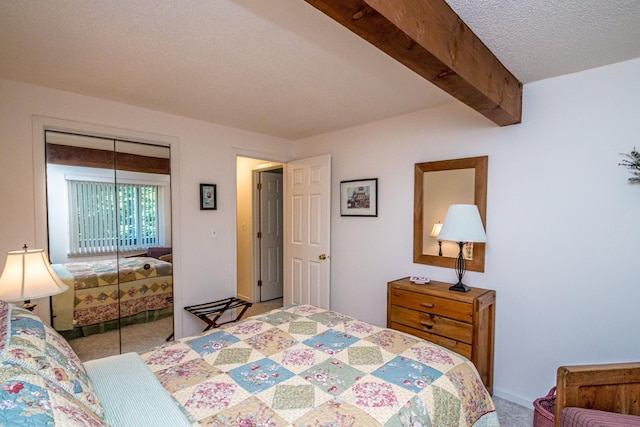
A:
620 148 640 182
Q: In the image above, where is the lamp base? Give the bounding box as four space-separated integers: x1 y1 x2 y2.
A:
450 241 471 292
22 300 36 311
449 282 471 292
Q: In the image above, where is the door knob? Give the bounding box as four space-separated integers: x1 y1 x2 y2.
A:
318 254 327 260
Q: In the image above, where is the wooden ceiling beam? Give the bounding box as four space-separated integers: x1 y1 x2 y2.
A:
304 0 522 126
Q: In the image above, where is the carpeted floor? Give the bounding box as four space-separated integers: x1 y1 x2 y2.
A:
68 315 174 361
494 396 534 426
68 297 534 424
243 297 283 317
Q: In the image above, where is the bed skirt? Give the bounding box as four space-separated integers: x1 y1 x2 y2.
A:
59 305 173 340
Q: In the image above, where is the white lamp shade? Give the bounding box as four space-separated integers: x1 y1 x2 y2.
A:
0 248 69 302
437 204 487 243
429 222 443 238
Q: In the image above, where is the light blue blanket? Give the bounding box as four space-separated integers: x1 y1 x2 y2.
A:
84 352 192 427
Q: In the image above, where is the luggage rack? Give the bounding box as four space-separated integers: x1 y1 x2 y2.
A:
184 297 253 332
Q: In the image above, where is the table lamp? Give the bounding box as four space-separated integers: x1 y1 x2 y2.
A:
437 205 487 292
429 222 443 256
0 244 69 310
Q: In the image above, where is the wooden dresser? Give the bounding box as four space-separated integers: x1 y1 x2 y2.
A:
387 277 496 394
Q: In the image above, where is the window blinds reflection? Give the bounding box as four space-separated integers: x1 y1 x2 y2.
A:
68 180 158 255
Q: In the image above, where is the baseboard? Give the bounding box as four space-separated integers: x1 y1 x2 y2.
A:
492 388 534 409
236 293 252 302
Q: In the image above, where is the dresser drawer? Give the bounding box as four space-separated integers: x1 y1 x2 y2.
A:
389 287 473 323
387 278 496 395
389 322 472 359
388 305 473 344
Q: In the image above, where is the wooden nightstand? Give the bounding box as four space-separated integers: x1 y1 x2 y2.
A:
387 277 496 394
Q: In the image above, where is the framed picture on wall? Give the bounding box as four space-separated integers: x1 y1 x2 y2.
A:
340 178 378 217
200 183 217 210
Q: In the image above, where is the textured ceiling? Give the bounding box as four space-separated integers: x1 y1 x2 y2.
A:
446 0 640 83
1 1 639 140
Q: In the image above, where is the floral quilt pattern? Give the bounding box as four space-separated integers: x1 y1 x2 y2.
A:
142 305 498 426
0 303 103 418
0 301 106 426
0 366 106 427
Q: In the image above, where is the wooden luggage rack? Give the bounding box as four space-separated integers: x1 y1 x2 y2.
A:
184 297 253 332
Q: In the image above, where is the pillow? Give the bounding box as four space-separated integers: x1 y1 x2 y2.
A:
0 361 107 426
0 301 104 419
147 247 172 259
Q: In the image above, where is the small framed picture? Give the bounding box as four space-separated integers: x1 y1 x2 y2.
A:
340 178 378 217
200 183 217 210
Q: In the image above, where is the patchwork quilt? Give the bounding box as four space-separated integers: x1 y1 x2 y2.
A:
0 301 106 426
51 257 173 330
141 305 499 426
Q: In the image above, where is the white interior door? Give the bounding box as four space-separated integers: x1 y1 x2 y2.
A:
258 170 283 301
283 154 331 309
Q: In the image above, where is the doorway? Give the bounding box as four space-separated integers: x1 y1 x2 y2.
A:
236 154 332 309
236 157 283 305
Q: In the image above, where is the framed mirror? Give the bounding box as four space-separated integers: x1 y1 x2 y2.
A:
413 156 488 272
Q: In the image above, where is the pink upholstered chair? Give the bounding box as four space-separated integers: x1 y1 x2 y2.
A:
555 362 640 427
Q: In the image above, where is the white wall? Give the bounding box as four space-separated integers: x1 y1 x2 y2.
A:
294 58 640 406
0 78 294 338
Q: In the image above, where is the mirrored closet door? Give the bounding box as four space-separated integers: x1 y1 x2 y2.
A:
45 131 173 361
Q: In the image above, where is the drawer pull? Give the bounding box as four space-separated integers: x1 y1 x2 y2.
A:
419 302 435 308
419 320 434 330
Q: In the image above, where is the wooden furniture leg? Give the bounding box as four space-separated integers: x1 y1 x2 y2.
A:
165 296 174 341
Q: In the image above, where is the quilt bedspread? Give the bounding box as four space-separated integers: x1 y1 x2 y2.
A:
51 257 173 330
54 256 172 289
141 305 498 426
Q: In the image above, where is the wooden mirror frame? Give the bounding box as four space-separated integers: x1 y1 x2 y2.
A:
413 156 488 272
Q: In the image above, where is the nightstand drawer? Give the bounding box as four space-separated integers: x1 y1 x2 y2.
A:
389 287 473 323
388 305 473 344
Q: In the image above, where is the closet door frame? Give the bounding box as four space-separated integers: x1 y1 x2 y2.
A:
32 116 182 340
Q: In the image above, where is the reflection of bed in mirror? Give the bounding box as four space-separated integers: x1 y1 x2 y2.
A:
51 256 173 338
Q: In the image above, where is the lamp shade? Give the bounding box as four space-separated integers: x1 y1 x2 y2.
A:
438 204 487 243
429 222 443 238
0 247 69 302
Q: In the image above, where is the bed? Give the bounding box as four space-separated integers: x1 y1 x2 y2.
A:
0 301 500 426
50 257 173 334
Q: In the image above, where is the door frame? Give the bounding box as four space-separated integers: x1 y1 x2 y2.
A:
232 150 292 305
32 116 182 336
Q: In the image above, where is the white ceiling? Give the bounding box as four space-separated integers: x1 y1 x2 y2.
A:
1 1 639 140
